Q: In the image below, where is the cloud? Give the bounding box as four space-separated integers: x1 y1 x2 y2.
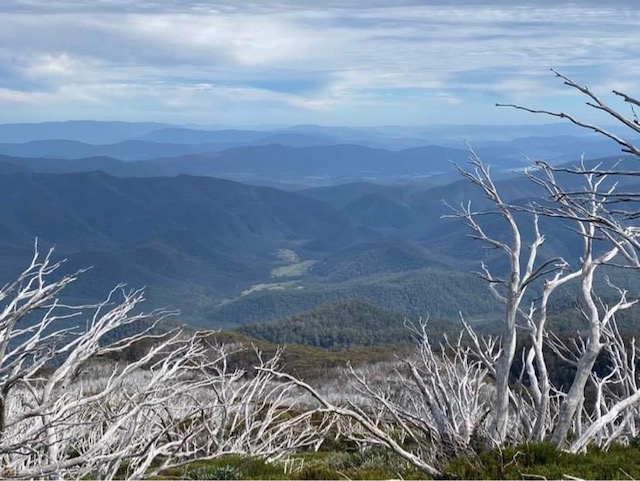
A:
0 1 639 124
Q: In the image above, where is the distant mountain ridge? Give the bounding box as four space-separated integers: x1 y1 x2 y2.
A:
0 120 627 169
0 144 487 186
0 140 212 161
0 121 633 329
0 121 169 144
0 170 359 322
0 154 160 177
151 143 480 179
0 167 509 326
0 170 355 252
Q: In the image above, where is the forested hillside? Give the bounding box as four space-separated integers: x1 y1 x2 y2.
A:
237 298 457 348
0 153 638 327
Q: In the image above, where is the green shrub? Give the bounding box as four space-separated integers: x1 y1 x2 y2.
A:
188 465 242 480
444 442 640 480
161 443 640 480
294 448 426 480
181 456 285 480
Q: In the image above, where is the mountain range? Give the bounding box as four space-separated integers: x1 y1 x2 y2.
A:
2 159 635 327
0 120 635 329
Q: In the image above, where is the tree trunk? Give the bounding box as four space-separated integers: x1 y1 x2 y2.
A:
491 286 519 443
550 345 600 446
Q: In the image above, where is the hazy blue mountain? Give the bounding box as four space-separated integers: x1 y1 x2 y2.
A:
298 157 640 267
473 135 629 164
0 140 198 160
299 182 416 209
141 124 463 150
0 171 359 320
0 160 31 174
136 127 336 147
146 142 626 188
150 144 486 185
0 139 222 161
280 124 636 154
0 136 346 161
0 121 169 144
0 122 628 176
301 157 638 235
0 155 161 177
248 133 336 147
300 175 515 237
1 129 634 329
0 140 92 158
0 166 509 327
0 171 355 252
0 142 478 186
342 194 415 229
136 128 270 144
338 123 619 143
0 119 627 149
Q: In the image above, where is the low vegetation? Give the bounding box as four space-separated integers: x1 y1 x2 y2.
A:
158 443 640 480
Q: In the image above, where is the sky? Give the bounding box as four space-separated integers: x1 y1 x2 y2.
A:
1 0 640 126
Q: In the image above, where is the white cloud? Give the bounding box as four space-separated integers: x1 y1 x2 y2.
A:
1 1 639 124
0 87 46 103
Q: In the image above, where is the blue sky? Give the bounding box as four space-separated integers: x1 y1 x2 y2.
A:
1 0 639 126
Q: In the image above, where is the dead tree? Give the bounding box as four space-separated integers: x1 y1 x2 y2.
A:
0 244 329 479
447 152 566 445
568 320 640 453
263 319 492 476
274 72 640 469
523 161 639 446
498 70 640 447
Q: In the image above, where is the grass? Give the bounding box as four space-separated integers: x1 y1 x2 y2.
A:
155 442 640 480
444 442 640 480
157 448 426 480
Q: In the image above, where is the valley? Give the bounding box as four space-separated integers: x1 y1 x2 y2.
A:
0 121 637 332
